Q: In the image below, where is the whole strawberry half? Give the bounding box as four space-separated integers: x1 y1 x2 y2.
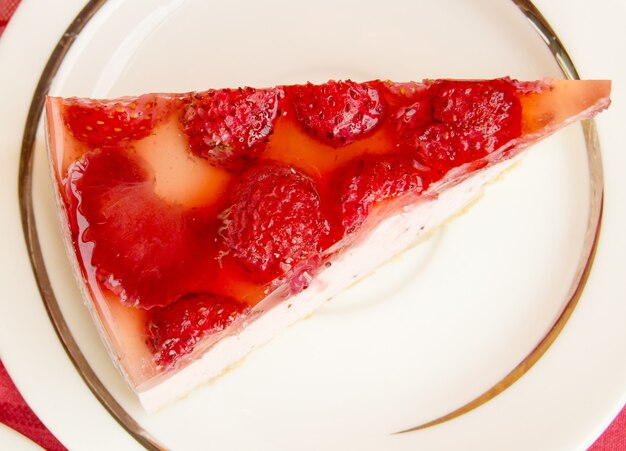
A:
289 80 385 146
65 146 215 309
62 94 170 147
180 87 283 170
219 160 329 280
330 154 431 238
146 292 249 367
397 79 522 173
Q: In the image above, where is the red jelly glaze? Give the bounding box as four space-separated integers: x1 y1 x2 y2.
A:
289 80 385 146
63 94 171 148
65 145 222 309
180 87 284 170
60 78 523 366
219 160 329 283
329 154 431 239
146 292 250 367
396 79 522 174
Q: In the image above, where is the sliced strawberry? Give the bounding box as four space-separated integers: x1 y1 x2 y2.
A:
180 87 283 170
219 160 329 280
395 92 433 130
290 80 385 146
379 80 430 109
330 154 431 238
409 122 461 174
63 94 169 147
398 79 522 173
66 146 215 309
432 78 522 153
146 292 249 367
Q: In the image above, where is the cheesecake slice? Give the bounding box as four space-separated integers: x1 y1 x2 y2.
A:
45 78 610 411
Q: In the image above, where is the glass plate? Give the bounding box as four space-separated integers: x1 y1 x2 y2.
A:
1 0 623 450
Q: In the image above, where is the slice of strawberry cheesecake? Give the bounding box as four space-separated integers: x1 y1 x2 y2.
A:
45 78 610 411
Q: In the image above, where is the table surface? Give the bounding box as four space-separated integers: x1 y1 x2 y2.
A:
0 1 624 450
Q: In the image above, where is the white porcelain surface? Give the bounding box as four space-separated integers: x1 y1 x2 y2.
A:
0 1 624 450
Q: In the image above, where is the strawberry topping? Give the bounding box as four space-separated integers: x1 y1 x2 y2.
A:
66 146 215 309
397 79 522 173
54 78 536 370
219 160 329 279
380 80 430 109
290 80 384 146
330 154 431 238
146 293 249 367
408 122 461 174
180 87 283 169
63 94 168 147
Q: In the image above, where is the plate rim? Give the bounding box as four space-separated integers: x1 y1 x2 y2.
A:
2 0 616 450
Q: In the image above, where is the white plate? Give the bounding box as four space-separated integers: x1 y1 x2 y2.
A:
0 1 624 450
